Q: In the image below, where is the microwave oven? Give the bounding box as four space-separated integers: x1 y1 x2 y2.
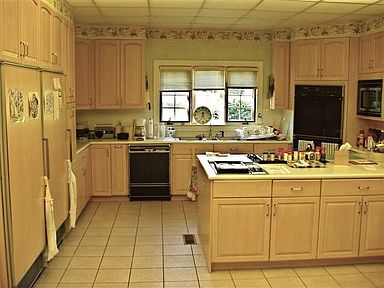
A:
357 79 383 117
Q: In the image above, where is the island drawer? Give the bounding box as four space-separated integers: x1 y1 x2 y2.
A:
172 143 214 155
272 180 321 197
322 179 384 196
213 180 272 198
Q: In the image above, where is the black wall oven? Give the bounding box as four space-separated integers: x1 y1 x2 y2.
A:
357 79 383 117
293 85 343 147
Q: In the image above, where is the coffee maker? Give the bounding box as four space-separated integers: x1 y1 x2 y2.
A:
133 119 146 141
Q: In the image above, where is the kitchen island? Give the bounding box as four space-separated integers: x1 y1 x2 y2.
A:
196 154 384 271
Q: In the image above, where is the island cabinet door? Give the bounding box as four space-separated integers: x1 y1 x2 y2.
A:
317 196 362 259
359 195 384 257
212 198 271 263
270 197 319 260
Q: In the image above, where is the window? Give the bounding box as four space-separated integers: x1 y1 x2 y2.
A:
158 63 259 125
160 68 191 122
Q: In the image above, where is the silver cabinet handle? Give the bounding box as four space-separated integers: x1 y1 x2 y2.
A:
290 187 303 191
358 201 363 214
358 186 370 190
43 138 50 179
363 202 369 214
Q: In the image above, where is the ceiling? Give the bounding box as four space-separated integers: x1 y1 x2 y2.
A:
68 0 384 31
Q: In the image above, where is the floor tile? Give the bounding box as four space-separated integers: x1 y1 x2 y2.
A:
164 255 195 267
199 279 235 287
45 256 71 269
363 272 384 288
88 220 114 228
79 236 108 246
233 278 271 288
164 244 192 255
100 256 132 269
128 282 163 288
164 281 199 287
60 269 97 283
108 236 136 246
163 227 188 235
57 246 77 257
134 245 163 256
355 263 384 273
57 284 93 288
129 268 163 282
230 269 264 279
294 267 328 277
191 245 203 255
93 284 128 288
132 256 163 268
61 236 82 247
137 227 162 236
35 269 65 284
32 283 58 288
262 268 297 278
325 265 360 275
67 227 86 237
164 267 197 281
268 277 306 288
193 254 207 267
332 273 376 288
95 269 130 283
104 245 134 256
85 228 111 237
111 227 137 236
135 235 162 245
163 235 184 245
74 246 105 257
67 256 102 269
196 267 231 280
300 275 341 288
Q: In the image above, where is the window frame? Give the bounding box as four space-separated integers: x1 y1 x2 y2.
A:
159 90 191 123
225 87 257 123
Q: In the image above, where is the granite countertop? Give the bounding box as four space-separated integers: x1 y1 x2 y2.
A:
197 154 384 180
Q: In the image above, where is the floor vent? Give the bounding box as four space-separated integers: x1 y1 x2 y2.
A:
183 234 196 245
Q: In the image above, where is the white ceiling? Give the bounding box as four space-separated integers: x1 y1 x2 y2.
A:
68 0 384 30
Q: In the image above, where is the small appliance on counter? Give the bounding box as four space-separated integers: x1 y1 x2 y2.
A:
133 119 146 141
76 123 90 140
94 124 114 139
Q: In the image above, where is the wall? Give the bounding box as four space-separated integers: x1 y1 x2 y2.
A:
77 39 285 138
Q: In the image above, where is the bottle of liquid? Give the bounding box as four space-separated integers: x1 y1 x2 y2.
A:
114 121 121 138
147 118 154 139
358 130 365 149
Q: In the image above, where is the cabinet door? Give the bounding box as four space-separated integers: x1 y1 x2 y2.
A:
111 145 128 195
72 153 87 217
67 22 75 102
321 38 349 80
95 40 120 109
121 40 145 109
358 34 373 74
171 154 192 195
359 195 384 257
21 0 39 66
39 4 52 69
271 42 289 110
52 13 63 70
372 32 384 72
318 196 362 259
292 40 321 80
75 39 95 109
270 197 319 260
91 145 112 196
1 0 21 62
212 198 271 262
65 102 76 161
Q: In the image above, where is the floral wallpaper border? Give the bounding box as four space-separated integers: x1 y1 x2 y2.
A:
75 15 384 41
41 0 73 22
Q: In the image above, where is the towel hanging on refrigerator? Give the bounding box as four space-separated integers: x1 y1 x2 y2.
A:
44 176 59 261
187 148 198 201
67 160 77 228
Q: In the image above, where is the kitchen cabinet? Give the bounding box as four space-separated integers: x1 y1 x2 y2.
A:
66 102 77 161
75 39 94 109
91 144 128 196
40 3 63 71
270 42 289 110
291 38 349 81
64 20 75 103
358 32 384 74
213 143 253 154
0 0 40 66
212 198 271 262
253 143 291 154
318 179 384 259
72 148 91 217
171 143 213 196
94 39 146 109
270 180 320 260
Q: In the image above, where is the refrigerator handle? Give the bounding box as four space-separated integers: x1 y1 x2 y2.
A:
66 129 73 162
43 138 51 179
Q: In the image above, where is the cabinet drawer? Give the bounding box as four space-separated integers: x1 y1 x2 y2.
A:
273 180 321 197
172 143 214 155
322 179 384 196
214 143 253 154
213 180 272 198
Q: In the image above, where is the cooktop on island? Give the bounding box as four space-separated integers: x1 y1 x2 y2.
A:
209 160 267 175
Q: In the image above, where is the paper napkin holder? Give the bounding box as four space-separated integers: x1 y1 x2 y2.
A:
334 150 349 165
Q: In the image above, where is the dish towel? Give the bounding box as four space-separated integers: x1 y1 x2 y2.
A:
187 148 198 201
67 160 77 229
44 176 59 261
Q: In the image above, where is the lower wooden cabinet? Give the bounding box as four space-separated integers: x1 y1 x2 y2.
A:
212 198 271 262
90 145 128 196
270 197 319 260
72 148 91 217
172 154 192 195
213 143 253 154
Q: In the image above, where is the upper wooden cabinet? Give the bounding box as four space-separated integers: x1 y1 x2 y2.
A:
358 32 384 74
91 145 112 196
270 42 290 110
0 0 40 66
94 39 146 109
291 38 349 81
75 39 95 109
65 21 75 103
40 3 63 71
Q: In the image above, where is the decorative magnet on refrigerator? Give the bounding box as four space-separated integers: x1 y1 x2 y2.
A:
44 91 54 115
29 92 40 120
9 89 25 123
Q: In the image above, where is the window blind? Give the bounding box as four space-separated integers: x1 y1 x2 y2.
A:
227 69 257 88
160 68 192 91
194 69 225 89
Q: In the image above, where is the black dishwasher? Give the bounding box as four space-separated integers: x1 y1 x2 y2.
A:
129 144 171 200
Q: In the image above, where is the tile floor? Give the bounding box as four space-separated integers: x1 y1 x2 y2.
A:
33 200 384 288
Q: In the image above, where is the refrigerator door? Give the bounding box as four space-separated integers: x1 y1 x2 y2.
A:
41 72 69 229
1 65 45 285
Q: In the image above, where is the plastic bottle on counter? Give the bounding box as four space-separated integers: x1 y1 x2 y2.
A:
357 129 365 149
114 121 121 138
159 122 166 139
147 118 154 139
